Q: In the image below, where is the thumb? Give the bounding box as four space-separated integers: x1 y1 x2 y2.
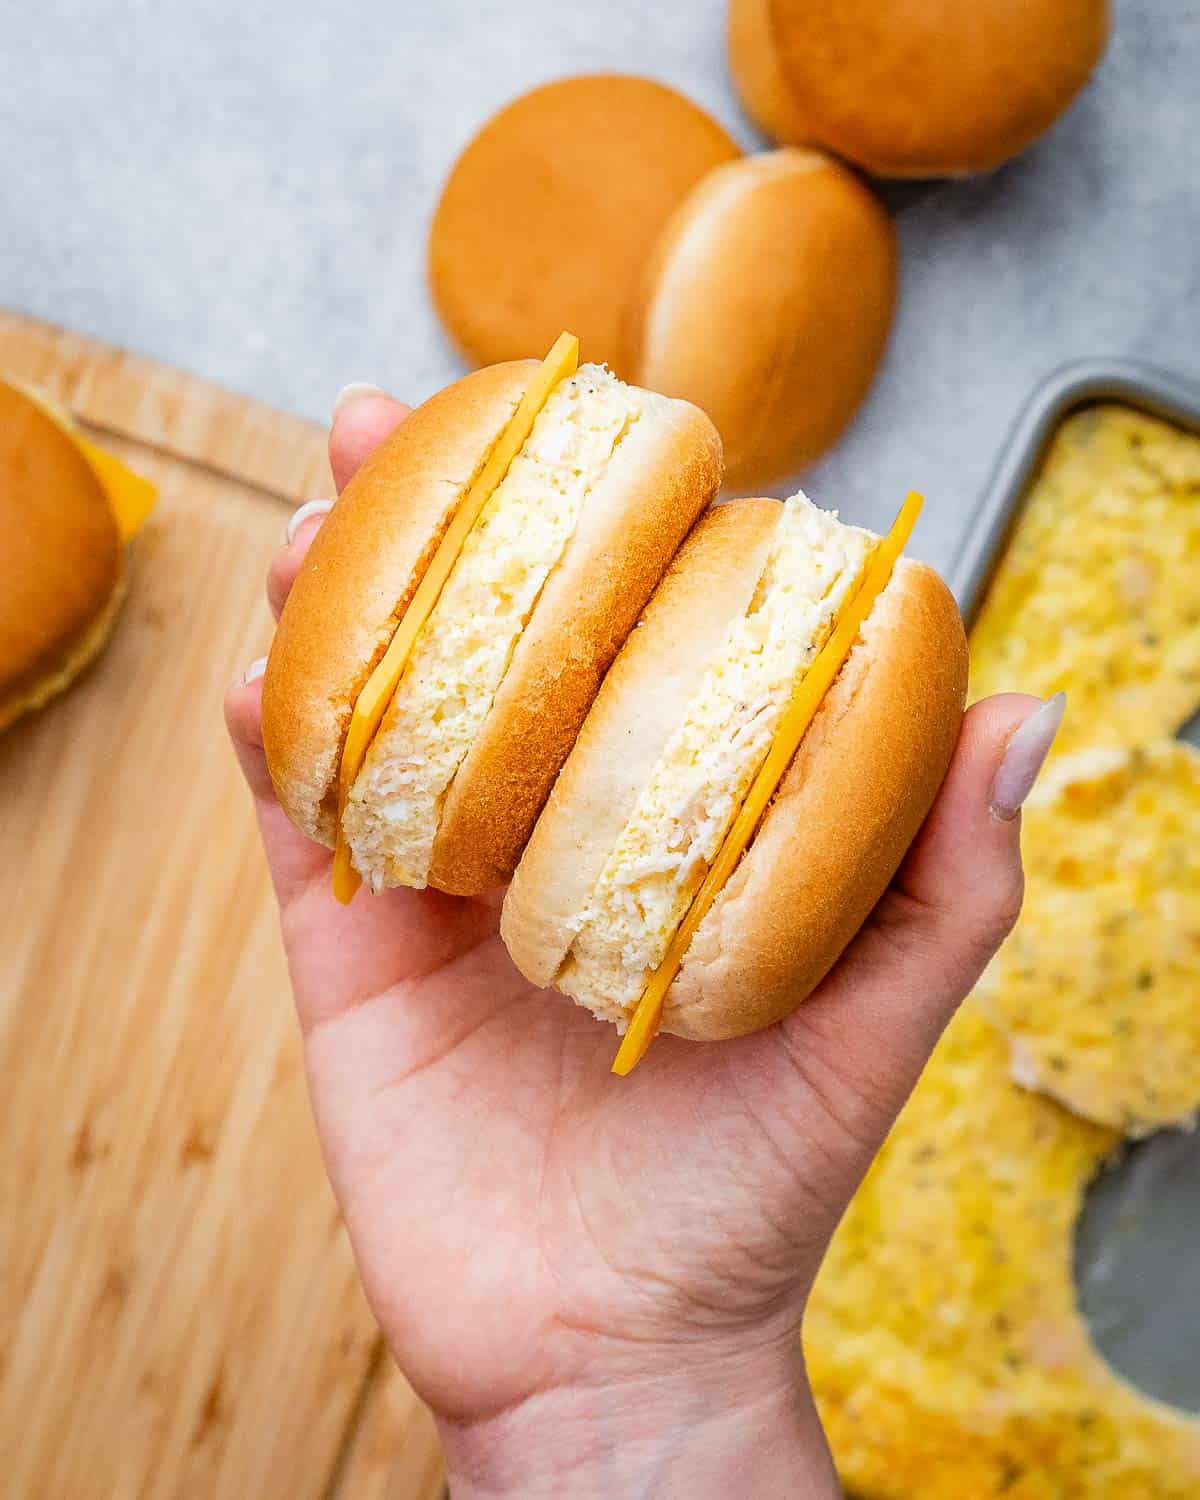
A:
780 691 1064 1129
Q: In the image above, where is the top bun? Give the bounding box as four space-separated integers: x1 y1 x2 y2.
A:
263 359 722 894
429 75 740 372
727 0 811 145
625 149 895 488
0 381 123 730
733 0 1109 176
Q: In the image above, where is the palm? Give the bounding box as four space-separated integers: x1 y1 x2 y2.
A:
280 860 876 1421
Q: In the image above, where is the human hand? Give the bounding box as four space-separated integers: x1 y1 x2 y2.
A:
225 389 1059 1498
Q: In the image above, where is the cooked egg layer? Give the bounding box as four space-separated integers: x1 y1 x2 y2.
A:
558 494 875 1022
975 739 1200 1133
344 364 641 888
969 404 1200 755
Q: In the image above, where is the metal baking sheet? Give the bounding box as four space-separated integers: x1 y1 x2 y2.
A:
949 356 1200 1415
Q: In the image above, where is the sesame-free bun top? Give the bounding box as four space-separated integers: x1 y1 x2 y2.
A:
503 495 967 1040
262 359 722 895
429 75 740 373
752 0 1109 176
0 380 123 731
726 0 810 145
626 150 895 489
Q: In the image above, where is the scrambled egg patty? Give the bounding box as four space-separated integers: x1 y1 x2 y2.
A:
558 495 874 1022
346 364 640 888
978 741 1200 1132
969 404 1200 755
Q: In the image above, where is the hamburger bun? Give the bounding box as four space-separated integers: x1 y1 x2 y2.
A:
429 75 741 373
625 150 896 489
503 492 967 1040
0 380 125 733
726 0 810 145
736 0 1109 176
262 356 722 895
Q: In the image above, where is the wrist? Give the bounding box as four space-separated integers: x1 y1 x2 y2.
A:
437 1343 838 1500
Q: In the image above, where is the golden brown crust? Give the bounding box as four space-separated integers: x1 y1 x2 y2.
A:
261 361 534 843
430 397 723 893
666 559 967 1038
428 75 740 373
767 0 1109 176
726 0 810 144
625 151 896 489
0 383 122 719
501 498 782 977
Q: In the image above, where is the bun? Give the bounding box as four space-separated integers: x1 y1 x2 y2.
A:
726 0 809 144
0 382 123 731
263 361 534 843
667 556 966 1037
429 75 740 372
735 0 1109 176
504 497 966 1039
625 150 895 488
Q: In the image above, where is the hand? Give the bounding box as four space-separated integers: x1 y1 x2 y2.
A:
226 390 1054 1498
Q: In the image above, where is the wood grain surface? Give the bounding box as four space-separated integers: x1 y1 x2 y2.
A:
0 312 443 1499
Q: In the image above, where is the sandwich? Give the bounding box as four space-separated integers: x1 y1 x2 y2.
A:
261 335 723 898
1 378 155 733
502 489 967 1071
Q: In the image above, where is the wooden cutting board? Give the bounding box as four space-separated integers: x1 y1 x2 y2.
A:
0 311 444 1500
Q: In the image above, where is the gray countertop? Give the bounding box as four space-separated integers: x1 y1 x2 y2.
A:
4 0 1198 572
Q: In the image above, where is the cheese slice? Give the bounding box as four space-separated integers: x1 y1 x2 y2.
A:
612 491 924 1076
10 379 157 541
331 331 581 903
74 435 157 541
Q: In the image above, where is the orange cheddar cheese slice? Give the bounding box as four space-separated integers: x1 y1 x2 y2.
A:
331 331 581 903
74 435 157 541
612 491 924 1076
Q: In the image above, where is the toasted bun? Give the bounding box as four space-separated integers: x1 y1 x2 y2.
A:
761 0 1109 176
504 500 967 1040
429 75 740 373
626 151 895 489
263 362 722 893
0 382 123 732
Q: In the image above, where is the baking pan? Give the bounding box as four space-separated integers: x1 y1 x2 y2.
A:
951 357 1200 623
949 355 1200 1417
951 356 1200 750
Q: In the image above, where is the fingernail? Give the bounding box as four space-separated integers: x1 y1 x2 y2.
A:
989 692 1066 821
332 382 385 421
242 656 268 685
286 498 333 545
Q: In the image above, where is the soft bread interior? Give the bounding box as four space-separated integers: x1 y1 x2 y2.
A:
343 364 643 889
556 494 875 1024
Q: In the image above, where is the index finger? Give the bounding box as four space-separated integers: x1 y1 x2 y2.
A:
267 393 413 621
329 393 412 492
